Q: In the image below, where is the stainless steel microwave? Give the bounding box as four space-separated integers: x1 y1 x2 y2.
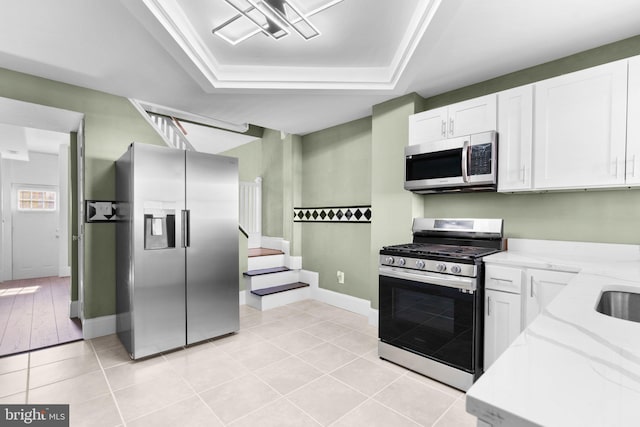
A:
404 131 498 194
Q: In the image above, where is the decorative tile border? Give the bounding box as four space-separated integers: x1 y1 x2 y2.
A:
293 206 371 223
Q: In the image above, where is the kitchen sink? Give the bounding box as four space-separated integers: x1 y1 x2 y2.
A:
596 290 640 323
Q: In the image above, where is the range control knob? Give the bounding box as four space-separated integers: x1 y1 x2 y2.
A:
436 263 447 272
450 265 462 274
385 257 395 265
416 260 426 269
398 258 406 266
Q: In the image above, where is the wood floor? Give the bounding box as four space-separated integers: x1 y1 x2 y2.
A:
0 276 82 357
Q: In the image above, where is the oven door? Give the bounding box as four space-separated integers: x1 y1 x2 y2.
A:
378 267 482 373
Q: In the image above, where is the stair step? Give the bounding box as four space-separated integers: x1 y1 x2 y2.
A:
243 266 290 277
248 248 284 257
250 282 309 297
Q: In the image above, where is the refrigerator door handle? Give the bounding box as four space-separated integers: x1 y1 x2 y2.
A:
182 209 191 248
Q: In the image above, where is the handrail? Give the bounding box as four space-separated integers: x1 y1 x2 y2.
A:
147 112 196 151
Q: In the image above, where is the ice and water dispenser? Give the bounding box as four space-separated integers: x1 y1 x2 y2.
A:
143 204 176 250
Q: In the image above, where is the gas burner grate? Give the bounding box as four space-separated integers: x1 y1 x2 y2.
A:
382 243 499 259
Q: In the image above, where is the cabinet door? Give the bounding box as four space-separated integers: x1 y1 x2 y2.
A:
534 60 628 189
523 269 576 328
627 55 640 185
484 289 521 370
497 85 533 191
448 94 497 138
408 107 448 145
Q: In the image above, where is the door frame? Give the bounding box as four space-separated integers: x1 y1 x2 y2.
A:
76 120 85 323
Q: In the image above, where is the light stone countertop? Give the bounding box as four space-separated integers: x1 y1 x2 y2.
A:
466 239 640 427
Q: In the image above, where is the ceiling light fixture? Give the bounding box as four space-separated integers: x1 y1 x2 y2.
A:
212 0 343 45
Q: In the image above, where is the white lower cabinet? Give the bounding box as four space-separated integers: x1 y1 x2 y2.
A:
484 289 521 369
483 265 523 369
523 269 576 328
483 264 576 370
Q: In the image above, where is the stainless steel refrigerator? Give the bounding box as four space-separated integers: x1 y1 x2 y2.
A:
116 143 239 359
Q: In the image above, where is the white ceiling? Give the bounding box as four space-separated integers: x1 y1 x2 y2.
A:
0 97 83 159
181 121 259 153
0 0 640 137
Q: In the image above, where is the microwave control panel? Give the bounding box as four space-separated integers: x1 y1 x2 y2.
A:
469 143 492 175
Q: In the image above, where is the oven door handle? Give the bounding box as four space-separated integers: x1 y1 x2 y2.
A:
379 267 476 292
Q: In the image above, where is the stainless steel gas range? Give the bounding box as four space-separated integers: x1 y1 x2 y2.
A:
378 218 504 391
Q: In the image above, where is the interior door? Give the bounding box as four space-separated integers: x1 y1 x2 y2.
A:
185 151 239 344
12 184 59 279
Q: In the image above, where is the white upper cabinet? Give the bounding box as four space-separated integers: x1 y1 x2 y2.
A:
409 94 497 145
533 60 628 189
408 106 448 145
448 95 497 138
626 55 640 185
497 85 534 191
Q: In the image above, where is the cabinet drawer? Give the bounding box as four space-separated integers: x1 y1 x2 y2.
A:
485 265 523 293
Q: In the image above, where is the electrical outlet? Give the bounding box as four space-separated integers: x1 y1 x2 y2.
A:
337 270 345 284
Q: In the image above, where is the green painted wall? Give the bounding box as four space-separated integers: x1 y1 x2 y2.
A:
421 35 640 244
301 117 373 300
299 35 640 310
223 138 263 288
262 129 284 238
370 94 424 308
3 33 639 320
224 138 262 182
425 35 640 109
282 133 302 256
0 67 166 319
424 191 640 244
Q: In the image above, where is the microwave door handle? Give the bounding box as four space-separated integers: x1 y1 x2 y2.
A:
461 140 470 183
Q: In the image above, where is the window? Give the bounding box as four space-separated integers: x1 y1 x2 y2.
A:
18 189 57 211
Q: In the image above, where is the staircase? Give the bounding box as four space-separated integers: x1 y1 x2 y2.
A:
147 112 196 151
244 239 312 311
138 106 314 311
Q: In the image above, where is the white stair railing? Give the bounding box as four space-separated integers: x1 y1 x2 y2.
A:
240 177 262 248
147 113 195 151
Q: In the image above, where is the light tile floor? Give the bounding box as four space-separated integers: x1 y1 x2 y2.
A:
0 300 477 427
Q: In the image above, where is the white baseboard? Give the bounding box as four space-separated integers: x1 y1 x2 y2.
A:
301 270 376 326
82 314 116 339
239 289 247 305
59 266 71 277
368 308 379 327
311 286 372 319
69 300 79 318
